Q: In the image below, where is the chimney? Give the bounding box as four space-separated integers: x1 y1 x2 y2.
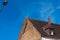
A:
48 17 50 25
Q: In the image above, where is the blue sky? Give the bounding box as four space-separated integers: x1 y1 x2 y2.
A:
0 0 60 40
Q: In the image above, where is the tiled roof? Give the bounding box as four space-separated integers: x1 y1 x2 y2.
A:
29 18 60 39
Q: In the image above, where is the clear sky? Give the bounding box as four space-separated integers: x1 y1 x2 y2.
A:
0 0 60 40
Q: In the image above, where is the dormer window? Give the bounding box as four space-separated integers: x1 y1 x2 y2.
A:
51 31 54 35
50 30 54 36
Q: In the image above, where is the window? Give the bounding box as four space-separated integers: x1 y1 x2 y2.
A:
50 30 54 36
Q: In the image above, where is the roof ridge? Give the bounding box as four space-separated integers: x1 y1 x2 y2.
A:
28 18 60 26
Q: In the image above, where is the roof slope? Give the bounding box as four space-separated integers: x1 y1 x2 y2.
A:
29 18 60 39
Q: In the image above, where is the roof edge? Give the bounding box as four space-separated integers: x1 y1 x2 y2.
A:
28 18 60 26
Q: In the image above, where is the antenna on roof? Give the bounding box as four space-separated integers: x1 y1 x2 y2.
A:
48 17 50 25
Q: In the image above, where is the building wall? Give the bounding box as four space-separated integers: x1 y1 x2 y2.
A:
20 21 42 40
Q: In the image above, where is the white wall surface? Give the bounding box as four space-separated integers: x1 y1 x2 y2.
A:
42 37 60 40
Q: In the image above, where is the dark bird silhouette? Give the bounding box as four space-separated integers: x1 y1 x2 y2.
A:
0 0 8 12
3 0 8 6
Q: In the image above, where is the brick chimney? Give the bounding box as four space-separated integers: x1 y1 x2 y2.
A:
48 17 50 25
